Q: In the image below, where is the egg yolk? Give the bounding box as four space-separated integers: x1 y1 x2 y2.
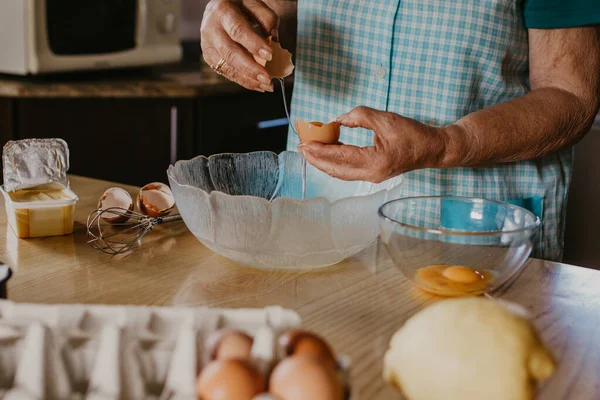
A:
415 265 493 296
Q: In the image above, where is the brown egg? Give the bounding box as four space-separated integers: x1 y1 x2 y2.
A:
197 359 265 400
269 355 343 400
279 330 337 370
97 187 133 224
253 36 295 79
415 264 494 297
213 330 254 361
296 120 341 144
136 182 175 217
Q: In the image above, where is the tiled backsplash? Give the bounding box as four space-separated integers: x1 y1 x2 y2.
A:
181 0 209 39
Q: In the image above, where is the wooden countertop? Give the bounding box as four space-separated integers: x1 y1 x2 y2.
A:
1 175 599 399
0 61 292 99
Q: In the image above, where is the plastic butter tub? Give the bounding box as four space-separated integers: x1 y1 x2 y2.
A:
1 186 78 238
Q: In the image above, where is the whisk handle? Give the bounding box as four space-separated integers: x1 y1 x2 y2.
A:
157 214 183 224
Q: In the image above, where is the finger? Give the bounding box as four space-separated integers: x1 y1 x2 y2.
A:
299 142 376 181
336 106 379 130
203 43 268 92
213 30 274 91
222 5 274 61
242 0 279 38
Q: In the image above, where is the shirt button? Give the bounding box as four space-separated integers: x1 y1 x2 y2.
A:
375 66 386 79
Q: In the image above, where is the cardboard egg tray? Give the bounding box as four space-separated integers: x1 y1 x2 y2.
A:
0 300 351 400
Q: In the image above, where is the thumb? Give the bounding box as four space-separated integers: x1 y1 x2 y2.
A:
336 106 378 130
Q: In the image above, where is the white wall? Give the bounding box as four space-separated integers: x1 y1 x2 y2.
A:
563 114 600 269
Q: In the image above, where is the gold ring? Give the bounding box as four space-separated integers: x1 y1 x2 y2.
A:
213 58 226 75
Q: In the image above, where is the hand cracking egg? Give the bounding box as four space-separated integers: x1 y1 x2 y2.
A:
253 37 295 79
97 187 134 224
136 182 175 218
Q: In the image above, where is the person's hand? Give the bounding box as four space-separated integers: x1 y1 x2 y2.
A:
298 107 449 183
201 0 279 92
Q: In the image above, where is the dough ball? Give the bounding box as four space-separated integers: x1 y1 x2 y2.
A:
383 297 556 400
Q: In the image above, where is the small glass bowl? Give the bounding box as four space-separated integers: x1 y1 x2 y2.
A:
378 196 540 296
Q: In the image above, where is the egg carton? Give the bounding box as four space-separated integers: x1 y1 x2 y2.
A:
0 300 349 400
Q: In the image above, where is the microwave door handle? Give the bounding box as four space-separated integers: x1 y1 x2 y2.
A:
137 0 148 46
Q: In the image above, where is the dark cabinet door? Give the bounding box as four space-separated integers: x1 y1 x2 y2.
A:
0 99 15 184
16 98 194 186
196 85 293 156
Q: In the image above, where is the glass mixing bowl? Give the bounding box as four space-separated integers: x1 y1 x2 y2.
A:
378 196 540 296
167 151 403 269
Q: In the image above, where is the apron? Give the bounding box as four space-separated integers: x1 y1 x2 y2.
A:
287 0 572 261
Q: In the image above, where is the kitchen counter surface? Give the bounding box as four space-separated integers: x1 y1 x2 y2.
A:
0 61 290 98
2 175 600 399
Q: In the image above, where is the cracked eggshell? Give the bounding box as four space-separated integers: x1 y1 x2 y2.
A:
97 187 134 224
136 182 175 217
253 37 295 79
296 120 341 144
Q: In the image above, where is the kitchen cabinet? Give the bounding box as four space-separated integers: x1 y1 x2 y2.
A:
0 63 293 186
14 98 194 187
196 87 292 156
0 99 13 146
563 115 600 269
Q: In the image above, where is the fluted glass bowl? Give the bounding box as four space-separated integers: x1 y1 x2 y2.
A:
378 196 540 296
167 151 403 269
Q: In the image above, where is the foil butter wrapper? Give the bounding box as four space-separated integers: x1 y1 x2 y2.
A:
2 138 70 192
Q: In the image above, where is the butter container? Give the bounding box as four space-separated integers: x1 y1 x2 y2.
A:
2 138 76 238
1 184 78 238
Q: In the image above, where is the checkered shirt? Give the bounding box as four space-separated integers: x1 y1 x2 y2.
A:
286 0 571 261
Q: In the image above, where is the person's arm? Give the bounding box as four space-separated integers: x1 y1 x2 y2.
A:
200 0 297 93
301 26 600 183
441 26 600 167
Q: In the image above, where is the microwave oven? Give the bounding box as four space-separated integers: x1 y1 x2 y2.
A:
0 0 182 75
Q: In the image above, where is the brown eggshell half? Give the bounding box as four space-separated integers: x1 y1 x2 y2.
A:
196 359 265 400
253 37 295 79
279 330 337 371
296 119 341 144
137 182 175 218
97 187 134 224
269 355 343 400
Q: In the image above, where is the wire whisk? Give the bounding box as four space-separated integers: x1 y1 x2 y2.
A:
87 207 182 255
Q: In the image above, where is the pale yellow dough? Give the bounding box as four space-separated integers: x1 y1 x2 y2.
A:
383 298 556 400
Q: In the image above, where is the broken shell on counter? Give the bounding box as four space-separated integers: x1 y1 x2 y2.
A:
97 187 134 224
296 120 341 144
253 37 295 79
279 330 337 371
136 182 175 218
197 359 265 400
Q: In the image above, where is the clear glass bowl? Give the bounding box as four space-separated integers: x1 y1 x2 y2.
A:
378 196 540 296
167 151 403 269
